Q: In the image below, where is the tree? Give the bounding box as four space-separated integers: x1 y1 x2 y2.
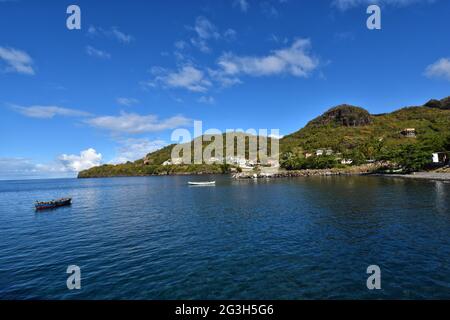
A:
396 144 431 172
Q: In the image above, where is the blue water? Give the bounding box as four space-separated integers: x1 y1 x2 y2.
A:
0 175 449 299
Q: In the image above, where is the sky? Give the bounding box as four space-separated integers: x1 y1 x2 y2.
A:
0 0 449 179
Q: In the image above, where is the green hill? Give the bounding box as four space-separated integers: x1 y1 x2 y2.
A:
280 97 450 171
78 132 277 178
78 96 450 178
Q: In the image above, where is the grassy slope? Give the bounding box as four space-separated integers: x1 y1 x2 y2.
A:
281 106 450 156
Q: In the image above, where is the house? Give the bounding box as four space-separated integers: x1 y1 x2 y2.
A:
162 157 184 166
316 149 333 156
304 152 313 159
401 128 416 138
206 156 223 164
226 156 247 166
235 157 247 167
341 159 353 165
432 152 448 164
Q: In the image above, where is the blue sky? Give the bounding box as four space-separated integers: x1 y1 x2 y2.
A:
1 0 449 179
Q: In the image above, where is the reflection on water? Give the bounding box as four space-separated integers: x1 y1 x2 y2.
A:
434 181 449 214
0 175 449 299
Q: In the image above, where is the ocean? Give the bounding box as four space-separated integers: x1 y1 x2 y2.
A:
0 175 449 299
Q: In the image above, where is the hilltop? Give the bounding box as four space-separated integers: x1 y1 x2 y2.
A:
78 96 450 178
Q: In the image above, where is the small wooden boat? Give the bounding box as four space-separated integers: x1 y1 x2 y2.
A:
188 181 216 186
35 198 72 211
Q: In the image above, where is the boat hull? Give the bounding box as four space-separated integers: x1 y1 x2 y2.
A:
188 181 216 186
35 198 72 211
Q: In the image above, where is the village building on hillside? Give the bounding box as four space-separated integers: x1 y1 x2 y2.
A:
205 156 223 164
401 128 416 138
316 149 333 156
162 157 184 166
432 152 448 164
341 159 353 165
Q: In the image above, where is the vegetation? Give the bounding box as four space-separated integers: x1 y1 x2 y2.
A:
79 97 450 178
77 162 229 178
280 100 450 172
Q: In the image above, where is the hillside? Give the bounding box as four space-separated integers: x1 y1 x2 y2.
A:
280 97 450 171
78 132 277 178
79 96 450 178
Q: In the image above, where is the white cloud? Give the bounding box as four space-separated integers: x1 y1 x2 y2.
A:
333 0 437 10
88 25 133 44
224 29 237 41
192 16 220 40
86 45 111 59
207 68 242 88
0 157 44 180
234 0 250 12
424 58 450 81
0 148 102 180
178 17 237 54
0 46 35 75
269 133 284 139
198 96 216 104
110 27 133 43
149 65 212 92
110 138 167 164
188 16 221 53
217 38 318 77
86 112 191 134
147 38 318 93
11 104 91 119
116 97 139 106
58 148 102 172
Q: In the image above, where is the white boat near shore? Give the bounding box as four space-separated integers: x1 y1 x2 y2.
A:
188 181 216 186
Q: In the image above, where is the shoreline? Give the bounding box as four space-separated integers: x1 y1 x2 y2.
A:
77 165 450 182
233 166 450 181
372 172 450 181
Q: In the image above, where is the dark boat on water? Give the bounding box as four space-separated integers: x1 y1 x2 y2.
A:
35 198 72 211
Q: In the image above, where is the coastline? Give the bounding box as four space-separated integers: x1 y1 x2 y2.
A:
77 163 450 182
372 172 450 181
233 165 450 181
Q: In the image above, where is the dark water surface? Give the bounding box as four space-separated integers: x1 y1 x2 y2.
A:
0 175 449 299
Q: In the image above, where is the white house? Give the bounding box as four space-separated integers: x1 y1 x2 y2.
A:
162 157 184 166
205 156 223 164
316 149 333 156
432 152 447 164
341 159 353 165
